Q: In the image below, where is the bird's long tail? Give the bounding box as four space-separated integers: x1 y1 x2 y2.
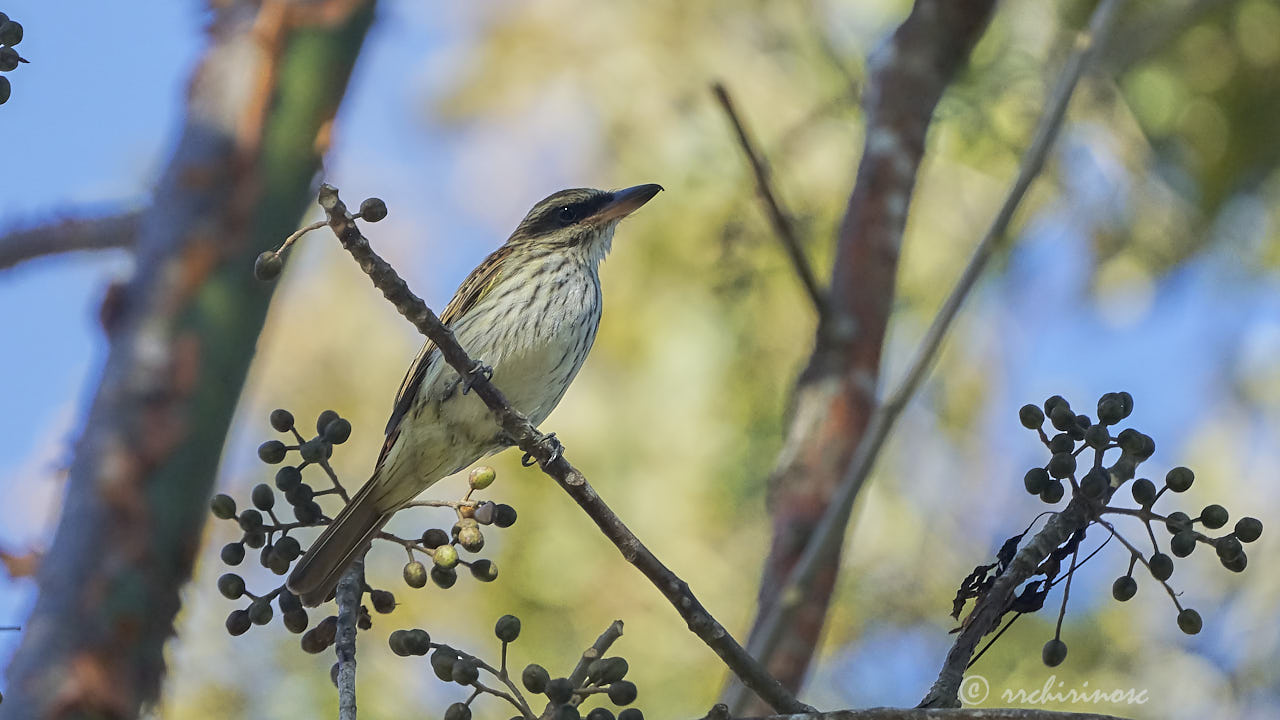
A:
287 478 390 607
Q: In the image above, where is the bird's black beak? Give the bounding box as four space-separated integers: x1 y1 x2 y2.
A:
594 183 663 222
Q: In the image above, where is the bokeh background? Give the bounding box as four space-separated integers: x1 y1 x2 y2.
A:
2 0 1279 718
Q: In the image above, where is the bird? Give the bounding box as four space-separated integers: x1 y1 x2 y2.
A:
287 183 663 606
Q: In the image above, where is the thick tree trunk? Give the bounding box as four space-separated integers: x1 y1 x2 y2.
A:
0 3 376 718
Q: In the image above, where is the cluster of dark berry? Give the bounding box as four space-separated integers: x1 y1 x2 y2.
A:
254 197 387 282
970 393 1263 668
0 12 25 105
209 408 517 651
388 616 643 720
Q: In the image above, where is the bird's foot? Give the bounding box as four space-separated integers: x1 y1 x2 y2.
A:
521 433 562 467
461 360 493 395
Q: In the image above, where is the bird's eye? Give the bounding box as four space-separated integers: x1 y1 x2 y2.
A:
556 206 578 225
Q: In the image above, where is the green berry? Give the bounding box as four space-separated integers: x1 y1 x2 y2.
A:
1049 405 1076 432
274 535 301 562
1111 575 1137 601
495 614 521 642
589 657 629 684
243 530 267 549
1018 404 1044 429
457 525 485 553
452 658 479 685
1040 480 1065 504
1048 433 1074 454
210 494 237 519
1165 511 1191 535
1096 394 1125 425
433 544 459 569
275 465 302 491
316 410 340 435
359 198 388 222
1080 467 1108 498
405 628 432 655
1222 550 1248 572
1148 553 1173 581
431 649 458 681
1042 638 1068 667
444 703 471 720
403 561 428 588
1083 423 1110 449
1044 395 1069 417
251 483 275 511
1024 468 1050 495
1235 517 1263 543
607 680 637 706
1199 504 1228 530
546 677 574 704
217 573 246 599
1170 531 1197 558
1047 452 1075 479
220 542 245 566
257 440 287 464
293 501 321 524
225 609 251 636
523 664 550 693
1216 536 1243 562
1165 467 1194 492
0 47 20 72
254 251 283 281
1177 608 1202 635
285 482 314 505
237 509 264 532
283 609 309 634
469 466 497 489
269 408 294 432
0 20 24 46
323 418 352 444
421 528 449 548
431 565 458 589
1131 478 1157 506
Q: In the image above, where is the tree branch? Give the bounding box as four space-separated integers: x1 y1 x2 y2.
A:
712 81 826 314
314 185 813 715
732 0 1124 710
334 561 364 720
0 211 139 271
727 1 998 712
542 619 625 718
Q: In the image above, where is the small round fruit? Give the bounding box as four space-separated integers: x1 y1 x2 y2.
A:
251 483 275 511
210 494 237 519
545 677 574 705
433 544 459 568
1235 517 1263 543
608 680 637 706
1130 478 1157 506
269 408 295 432
431 565 458 589
1111 575 1137 601
405 628 432 655
1170 531 1197 558
220 542 245 565
1039 480 1065 504
1047 452 1076 479
452 659 479 685
493 504 518 528
1177 608 1202 635
403 561 428 588
1023 468 1050 495
443 702 471 720
522 663 550 693
469 466 497 490
217 573 246 599
1165 467 1194 493
495 614 521 642
359 198 388 222
323 418 352 444
430 649 457 681
225 609 251 636
1018 404 1044 429
370 589 396 613
248 599 273 625
254 252 282 281
1148 553 1173 581
1042 638 1068 667
1199 504 1228 530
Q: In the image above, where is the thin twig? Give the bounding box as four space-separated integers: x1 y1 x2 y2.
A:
0 211 139 271
746 0 1126 683
313 185 812 715
334 560 365 720
712 82 827 314
550 619 626 716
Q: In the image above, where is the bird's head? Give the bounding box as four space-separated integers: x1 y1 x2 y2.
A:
507 184 662 261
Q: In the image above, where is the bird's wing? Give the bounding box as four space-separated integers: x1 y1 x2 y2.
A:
376 246 510 468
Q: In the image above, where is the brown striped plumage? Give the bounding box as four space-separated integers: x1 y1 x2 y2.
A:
287 184 662 605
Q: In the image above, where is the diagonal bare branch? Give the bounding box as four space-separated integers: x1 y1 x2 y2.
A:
712 81 827 314
314 184 814 715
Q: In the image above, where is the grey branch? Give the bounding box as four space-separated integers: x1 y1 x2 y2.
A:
741 0 1125 698
712 81 827 314
314 184 813 715
0 211 139 271
334 561 364 720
